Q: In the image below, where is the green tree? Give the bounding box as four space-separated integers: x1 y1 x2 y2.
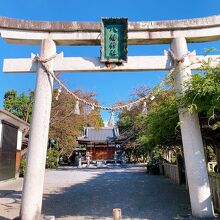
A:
138 91 180 151
117 86 150 162
4 89 34 123
117 85 181 162
117 55 220 171
181 59 220 171
49 89 104 157
3 88 104 160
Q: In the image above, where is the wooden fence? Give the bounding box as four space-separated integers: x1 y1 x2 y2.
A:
209 173 220 211
163 163 180 184
162 163 220 211
208 162 217 172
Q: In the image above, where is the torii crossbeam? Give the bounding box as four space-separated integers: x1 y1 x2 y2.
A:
3 53 220 73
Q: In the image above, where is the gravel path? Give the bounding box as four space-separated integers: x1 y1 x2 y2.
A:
0 165 191 220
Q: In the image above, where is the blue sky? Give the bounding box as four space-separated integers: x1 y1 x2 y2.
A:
0 0 220 122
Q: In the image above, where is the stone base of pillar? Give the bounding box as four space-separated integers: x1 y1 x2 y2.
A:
42 215 55 220
175 214 218 220
13 215 55 220
113 208 122 220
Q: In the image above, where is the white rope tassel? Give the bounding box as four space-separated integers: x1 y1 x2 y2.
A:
74 100 80 115
107 111 115 127
142 102 148 114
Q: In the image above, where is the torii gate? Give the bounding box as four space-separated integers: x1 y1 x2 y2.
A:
1 14 220 219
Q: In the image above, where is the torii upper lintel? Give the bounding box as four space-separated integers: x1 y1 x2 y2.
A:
1 14 220 45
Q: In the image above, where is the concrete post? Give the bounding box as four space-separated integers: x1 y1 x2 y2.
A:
171 37 214 218
20 39 56 220
113 208 121 220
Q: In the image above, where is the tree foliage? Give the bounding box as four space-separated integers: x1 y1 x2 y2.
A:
138 90 180 151
183 60 220 124
3 89 104 158
4 89 34 123
181 59 220 148
49 89 104 157
117 56 220 162
117 87 180 160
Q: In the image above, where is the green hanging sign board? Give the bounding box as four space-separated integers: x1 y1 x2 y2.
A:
101 18 128 63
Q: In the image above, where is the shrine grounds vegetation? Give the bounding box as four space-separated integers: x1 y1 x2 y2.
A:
4 89 34 123
4 88 103 169
3 55 220 169
117 57 220 170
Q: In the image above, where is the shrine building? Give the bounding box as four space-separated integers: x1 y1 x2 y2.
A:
77 127 123 161
0 109 29 181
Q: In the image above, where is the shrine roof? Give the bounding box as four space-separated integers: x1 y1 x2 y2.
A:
77 127 121 143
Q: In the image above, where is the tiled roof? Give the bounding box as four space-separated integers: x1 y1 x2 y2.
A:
77 127 120 142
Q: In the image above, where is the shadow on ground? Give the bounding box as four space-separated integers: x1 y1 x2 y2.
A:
0 216 11 220
0 189 22 220
41 167 190 220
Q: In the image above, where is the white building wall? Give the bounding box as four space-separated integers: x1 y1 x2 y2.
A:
17 129 22 150
0 121 2 149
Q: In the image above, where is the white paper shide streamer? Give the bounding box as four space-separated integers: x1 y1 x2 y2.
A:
127 104 132 111
150 95 155 101
142 102 148 114
55 87 62 101
74 100 80 115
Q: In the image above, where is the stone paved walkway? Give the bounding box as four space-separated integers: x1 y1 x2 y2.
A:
0 165 191 220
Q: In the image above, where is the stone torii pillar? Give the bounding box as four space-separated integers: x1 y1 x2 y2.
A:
171 37 214 218
20 39 56 220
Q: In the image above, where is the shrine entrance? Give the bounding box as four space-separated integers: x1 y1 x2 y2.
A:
1 14 220 219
